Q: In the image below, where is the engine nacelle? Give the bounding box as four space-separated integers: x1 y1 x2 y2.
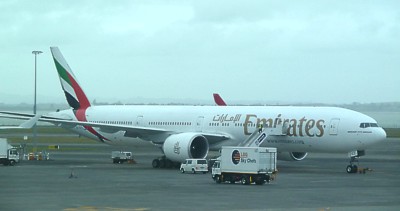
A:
163 133 209 163
278 152 308 161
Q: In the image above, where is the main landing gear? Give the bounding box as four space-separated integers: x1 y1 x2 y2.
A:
346 150 365 173
152 156 180 169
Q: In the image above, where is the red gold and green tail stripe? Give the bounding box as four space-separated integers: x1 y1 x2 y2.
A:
50 47 91 110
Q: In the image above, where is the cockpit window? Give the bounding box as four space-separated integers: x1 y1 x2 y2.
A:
360 122 379 128
370 123 379 127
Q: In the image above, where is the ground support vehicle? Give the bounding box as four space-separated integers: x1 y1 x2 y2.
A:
0 138 19 166
111 151 133 164
212 146 277 185
180 159 208 174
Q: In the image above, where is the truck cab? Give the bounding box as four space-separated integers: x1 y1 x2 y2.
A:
0 139 20 166
211 160 221 179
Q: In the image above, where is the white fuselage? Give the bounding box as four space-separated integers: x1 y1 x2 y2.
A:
50 105 386 153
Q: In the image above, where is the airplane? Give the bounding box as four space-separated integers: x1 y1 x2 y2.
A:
0 47 387 173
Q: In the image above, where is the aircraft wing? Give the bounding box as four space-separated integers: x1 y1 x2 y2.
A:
0 112 35 120
0 111 229 143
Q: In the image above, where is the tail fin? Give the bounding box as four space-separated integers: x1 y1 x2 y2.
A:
213 93 227 106
50 47 91 110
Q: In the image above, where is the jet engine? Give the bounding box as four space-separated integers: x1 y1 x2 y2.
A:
278 152 308 161
163 133 209 163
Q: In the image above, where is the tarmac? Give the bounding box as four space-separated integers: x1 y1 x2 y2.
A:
0 138 399 211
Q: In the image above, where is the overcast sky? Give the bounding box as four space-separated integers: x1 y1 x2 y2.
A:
1 0 399 105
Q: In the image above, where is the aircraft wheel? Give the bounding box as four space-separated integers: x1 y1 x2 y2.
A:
159 159 166 168
165 160 173 168
152 159 160 168
346 165 358 173
346 165 352 173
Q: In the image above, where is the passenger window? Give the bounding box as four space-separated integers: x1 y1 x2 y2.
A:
197 160 207 164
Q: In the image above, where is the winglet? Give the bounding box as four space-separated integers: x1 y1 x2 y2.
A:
50 47 91 110
213 93 227 106
18 115 41 129
0 115 40 129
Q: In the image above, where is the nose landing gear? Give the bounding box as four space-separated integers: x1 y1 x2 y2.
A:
346 150 365 173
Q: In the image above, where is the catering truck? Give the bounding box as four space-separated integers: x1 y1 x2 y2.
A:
0 138 19 166
212 146 277 185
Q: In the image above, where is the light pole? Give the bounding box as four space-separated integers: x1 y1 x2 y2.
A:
32 51 42 153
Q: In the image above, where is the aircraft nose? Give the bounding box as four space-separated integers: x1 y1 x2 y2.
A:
375 128 386 142
378 128 387 141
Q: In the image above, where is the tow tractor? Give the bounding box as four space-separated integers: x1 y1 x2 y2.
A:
111 151 134 164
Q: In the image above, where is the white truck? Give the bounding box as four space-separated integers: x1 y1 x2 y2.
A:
212 146 277 185
0 138 20 166
111 151 133 164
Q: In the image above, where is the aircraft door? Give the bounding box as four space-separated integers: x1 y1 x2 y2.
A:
136 115 143 126
329 118 340 135
196 116 204 132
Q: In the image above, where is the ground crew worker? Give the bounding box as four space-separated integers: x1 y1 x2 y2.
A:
258 124 263 133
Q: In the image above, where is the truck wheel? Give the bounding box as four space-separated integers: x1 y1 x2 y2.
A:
241 176 249 185
192 169 196 174
9 160 15 166
265 175 270 183
216 176 221 184
255 179 265 185
180 168 185 173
